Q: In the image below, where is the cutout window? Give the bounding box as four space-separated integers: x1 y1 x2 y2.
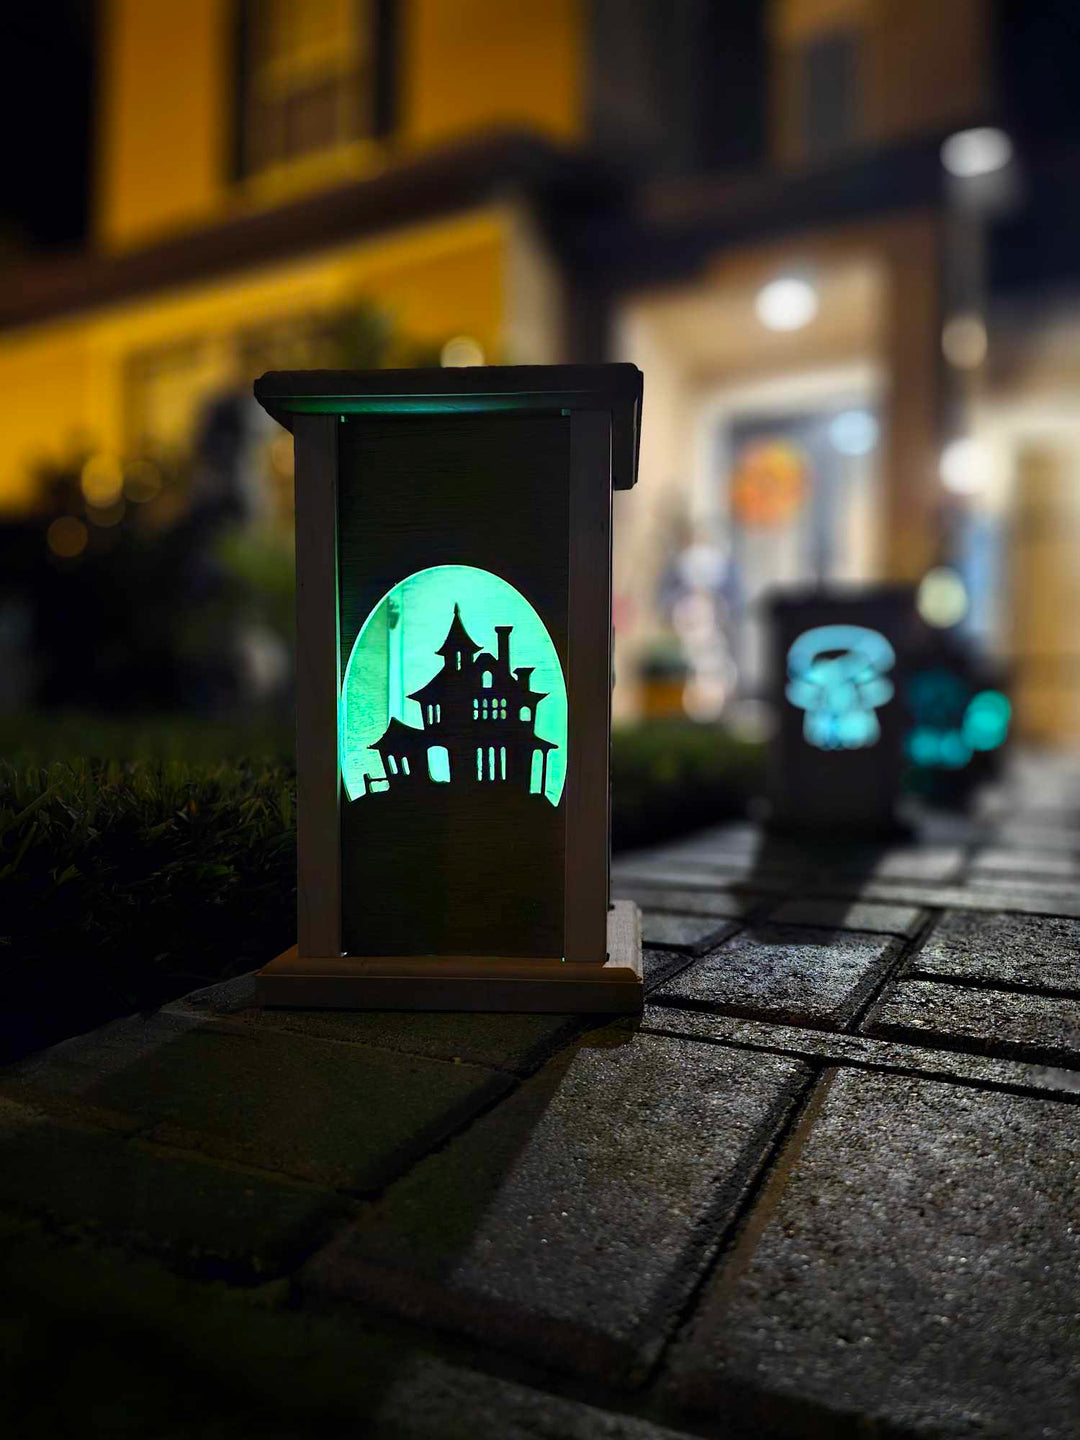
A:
519 706 531 722
482 670 493 689
428 745 450 783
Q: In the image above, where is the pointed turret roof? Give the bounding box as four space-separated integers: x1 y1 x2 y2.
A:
369 716 425 752
436 603 482 659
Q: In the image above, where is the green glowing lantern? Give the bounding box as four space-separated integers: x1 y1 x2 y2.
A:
253 365 643 1012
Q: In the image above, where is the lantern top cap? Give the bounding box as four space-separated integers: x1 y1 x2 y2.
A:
253 363 642 489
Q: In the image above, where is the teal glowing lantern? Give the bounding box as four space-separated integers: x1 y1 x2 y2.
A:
903 647 1011 807
768 589 916 834
253 365 643 1012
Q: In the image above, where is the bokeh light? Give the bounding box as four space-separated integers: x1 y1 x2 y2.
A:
942 314 988 369
88 500 126 528
440 336 485 368
963 689 1011 751
940 127 1013 178
46 516 89 559
80 453 124 507
940 436 992 495
917 567 969 628
123 460 163 503
829 410 879 456
754 276 819 332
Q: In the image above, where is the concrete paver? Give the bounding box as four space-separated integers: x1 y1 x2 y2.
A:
864 978 1080 1066
654 924 899 1028
911 909 1080 993
665 1066 1080 1438
168 972 583 1077
3 1013 512 1193
765 896 924 937
301 1031 811 1383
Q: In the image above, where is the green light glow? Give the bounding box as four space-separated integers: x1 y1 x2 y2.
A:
963 689 1011 752
340 565 567 805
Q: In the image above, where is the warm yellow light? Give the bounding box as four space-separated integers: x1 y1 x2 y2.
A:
81 454 124 508
942 315 987 370
47 516 89 559
440 335 485 367
124 460 163 503
917 567 968 628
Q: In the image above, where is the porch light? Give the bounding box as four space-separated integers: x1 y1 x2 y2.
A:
755 275 818 332
940 128 1013 179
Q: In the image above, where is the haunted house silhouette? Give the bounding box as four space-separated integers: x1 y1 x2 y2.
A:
343 600 564 958
366 603 557 798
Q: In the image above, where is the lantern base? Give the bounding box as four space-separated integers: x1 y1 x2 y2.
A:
255 901 643 1014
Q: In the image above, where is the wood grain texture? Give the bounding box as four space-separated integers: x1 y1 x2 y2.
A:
563 411 613 965
293 414 342 959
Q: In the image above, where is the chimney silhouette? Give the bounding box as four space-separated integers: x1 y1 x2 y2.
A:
494 625 512 670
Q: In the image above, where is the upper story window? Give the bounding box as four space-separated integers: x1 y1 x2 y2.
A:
236 0 394 179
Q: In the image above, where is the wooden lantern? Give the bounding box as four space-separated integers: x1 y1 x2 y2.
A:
253 365 644 1012
767 587 916 835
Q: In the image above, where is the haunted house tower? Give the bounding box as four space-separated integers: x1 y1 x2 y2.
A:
368 603 556 796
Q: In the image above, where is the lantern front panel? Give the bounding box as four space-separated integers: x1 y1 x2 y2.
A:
336 412 572 960
768 588 916 834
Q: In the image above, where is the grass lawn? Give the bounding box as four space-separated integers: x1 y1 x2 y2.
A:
1 714 761 1062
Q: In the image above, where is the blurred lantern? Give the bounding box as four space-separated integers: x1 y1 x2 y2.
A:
904 638 1011 808
768 588 916 834
732 439 808 526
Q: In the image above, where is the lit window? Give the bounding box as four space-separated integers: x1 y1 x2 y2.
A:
476 747 483 780
387 755 398 775
500 747 507 780
238 0 382 179
401 756 410 776
488 746 495 781
519 706 531 722
428 746 450 783
482 670 493 688
473 698 479 719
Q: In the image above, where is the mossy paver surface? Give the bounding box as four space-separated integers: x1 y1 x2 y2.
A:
4 753 1080 1437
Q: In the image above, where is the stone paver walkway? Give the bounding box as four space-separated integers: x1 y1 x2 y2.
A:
2 753 1079 1437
